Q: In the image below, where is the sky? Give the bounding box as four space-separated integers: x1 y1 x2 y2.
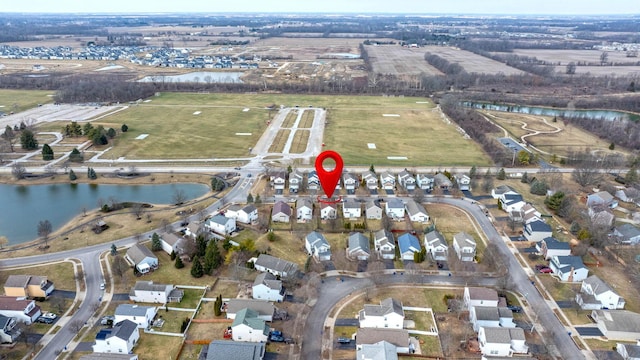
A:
3 0 640 15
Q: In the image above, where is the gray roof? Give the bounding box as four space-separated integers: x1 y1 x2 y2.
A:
343 199 361 209
348 232 370 254
616 223 640 239
405 200 427 217
482 327 525 343
161 232 183 247
552 255 586 271
115 304 154 317
242 204 257 213
272 201 292 216
131 280 172 293
206 340 265 360
110 319 138 341
306 231 329 249
297 198 313 209
253 272 282 291
4 275 49 289
467 287 499 302
434 173 453 186
493 185 515 195
366 200 382 211
594 310 640 333
453 232 476 248
0 314 12 329
226 299 275 317
357 341 399 360
375 229 394 246
231 308 269 333
425 230 446 248
125 244 157 264
254 254 298 276
474 306 512 321
356 328 409 348
583 275 615 296
386 198 404 209
210 214 232 226
619 343 640 358
363 298 404 317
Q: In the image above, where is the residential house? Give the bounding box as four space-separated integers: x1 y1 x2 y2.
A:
521 204 542 224
114 304 157 329
434 173 453 190
615 187 640 205
226 204 258 224
366 200 383 220
253 254 298 279
270 171 287 195
296 198 313 222
592 310 640 341
206 214 236 236
453 232 476 262
415 174 434 192
499 193 526 213
397 170 416 191
4 275 55 299
288 169 303 193
231 308 270 343
374 229 396 260
359 298 405 329
362 171 379 192
397 233 421 261
617 342 640 360
307 170 320 191
491 185 518 199
576 275 625 310
80 354 138 360
385 199 405 219
271 201 292 223
464 287 499 311
424 230 448 261
225 299 275 321
523 220 553 242
588 204 615 228
478 327 528 357
252 273 284 302
587 190 618 209
549 255 589 282
405 200 429 222
0 296 41 324
379 172 395 191
348 232 371 261
613 224 640 245
320 202 337 220
203 341 265 360
356 328 411 354
343 173 359 194
92 319 139 354
125 244 158 274
0 315 19 344
129 281 183 304
305 231 331 261
184 222 202 239
455 174 471 191
470 307 515 331
343 199 362 219
357 341 399 360
159 233 185 256
535 237 571 260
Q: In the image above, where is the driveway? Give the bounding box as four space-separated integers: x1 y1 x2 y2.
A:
334 318 359 327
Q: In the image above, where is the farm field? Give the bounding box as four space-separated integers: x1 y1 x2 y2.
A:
0 89 54 113
422 46 524 75
511 49 639 65
364 45 442 76
251 37 369 60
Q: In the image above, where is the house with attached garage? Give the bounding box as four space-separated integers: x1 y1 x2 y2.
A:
374 229 396 260
453 232 476 262
424 230 448 261
612 223 640 245
521 203 542 224
592 310 640 341
478 327 528 357
379 171 395 191
320 202 337 220
288 169 303 193
0 296 41 324
342 172 359 194
359 298 404 329
454 173 471 191
129 281 183 304
576 275 625 310
587 190 618 209
225 299 275 322
114 304 157 329
615 187 640 205
307 170 320 191
617 341 640 360
416 174 434 192
0 314 19 344
434 173 453 190
523 219 553 242
225 204 258 224
362 171 379 191
464 287 499 311
357 340 399 360
92 319 139 354
252 273 284 302
296 198 313 222
231 308 270 343
470 306 516 331
491 185 518 199
588 204 615 228
253 254 298 279
405 200 429 222
4 275 55 299
535 237 571 260
348 232 371 261
397 233 421 261
305 231 331 261
206 214 236 236
269 171 287 195
356 328 411 354
549 255 588 282
499 193 526 213
125 244 158 274
366 200 383 220
342 199 362 219
184 222 203 239
202 341 265 360
159 232 185 256
385 199 405 219
397 169 416 191
271 201 292 223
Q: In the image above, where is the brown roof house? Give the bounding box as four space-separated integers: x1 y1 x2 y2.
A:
4 275 55 299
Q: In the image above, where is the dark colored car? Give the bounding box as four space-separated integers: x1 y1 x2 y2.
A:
507 305 523 313
534 264 548 271
337 338 351 344
270 334 285 342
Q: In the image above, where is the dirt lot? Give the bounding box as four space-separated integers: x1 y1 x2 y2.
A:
423 45 525 75
364 45 442 76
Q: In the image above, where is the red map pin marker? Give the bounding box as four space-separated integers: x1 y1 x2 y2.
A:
315 150 343 199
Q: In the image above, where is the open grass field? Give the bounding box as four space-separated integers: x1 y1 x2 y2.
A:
422 46 525 75
364 45 442 76
0 89 54 113
511 49 639 66
135 332 184 360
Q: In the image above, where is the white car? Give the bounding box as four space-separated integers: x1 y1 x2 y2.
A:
100 282 105 290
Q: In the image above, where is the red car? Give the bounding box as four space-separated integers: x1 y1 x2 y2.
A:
538 267 553 273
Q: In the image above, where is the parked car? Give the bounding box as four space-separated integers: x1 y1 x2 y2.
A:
507 305 523 313
270 334 285 342
100 315 115 325
270 330 282 337
534 264 549 271
538 267 553 273
337 338 351 344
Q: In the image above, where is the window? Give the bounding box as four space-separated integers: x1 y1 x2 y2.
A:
490 350 498 355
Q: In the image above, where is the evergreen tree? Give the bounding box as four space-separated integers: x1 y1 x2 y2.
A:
83 122 94 136
110 243 118 256
196 235 207 257
625 167 638 185
121 124 128 132
530 180 548 195
87 167 97 180
151 233 162 251
191 255 204 278
497 168 506 180
170 250 177 260
521 172 529 184
69 169 77 181
69 148 83 162
42 144 54 160
20 129 38 150
174 256 184 269
107 128 117 138
203 240 222 274
247 193 254 203
369 164 376 173
609 142 615 150
545 191 565 211
254 194 262 205
469 165 477 179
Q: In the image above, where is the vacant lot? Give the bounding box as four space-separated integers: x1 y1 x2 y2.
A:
252 37 368 60
0 89 54 113
365 45 442 76
423 46 524 75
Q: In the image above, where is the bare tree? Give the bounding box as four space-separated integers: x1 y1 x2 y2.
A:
37 220 53 247
111 255 130 279
131 203 144 220
49 296 66 314
11 162 26 180
0 235 8 249
412 188 425 203
173 189 187 205
69 319 85 332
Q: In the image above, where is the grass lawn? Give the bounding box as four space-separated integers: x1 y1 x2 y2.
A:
143 249 217 288
135 332 184 360
537 275 579 301
255 230 309 269
405 309 436 333
0 89 53 113
334 326 357 338
208 279 242 299
156 308 194 333
415 335 443 357
171 288 205 309
561 309 593 326
0 261 76 291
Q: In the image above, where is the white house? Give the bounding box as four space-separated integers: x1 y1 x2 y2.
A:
129 281 183 304
397 233 421 261
226 204 258 224
576 275 625 310
385 199 405 219
464 287 499 311
207 214 236 236
491 185 518 199
288 169 303 193
453 232 476 262
424 230 448 261
374 229 396 260
613 224 640 245
225 299 275 322
359 298 404 329
343 199 362 219
405 200 429 222
296 198 313 222
0 296 41 325
535 237 571 260
523 220 553 242
80 353 138 360
470 306 515 332
617 342 640 360
549 255 589 282
348 232 371 261
615 187 640 205
455 174 471 191
231 308 270 343
125 244 158 274
357 341 399 360
366 200 383 220
343 173 359 194
397 170 416 191
271 201 292 223
521 203 542 224
307 170 320 191
587 190 618 209
362 171 379 191
252 273 284 302
0 315 19 344
184 222 202 239
379 171 395 191
114 304 157 329
415 174 434 192
592 310 640 341
270 171 287 194
320 202 337 220
253 254 299 279
499 193 526 213
478 327 528 357
159 233 184 256
92 320 139 354
305 231 331 261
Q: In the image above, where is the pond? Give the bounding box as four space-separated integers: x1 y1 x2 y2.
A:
462 101 639 122
138 72 244 84
0 182 210 245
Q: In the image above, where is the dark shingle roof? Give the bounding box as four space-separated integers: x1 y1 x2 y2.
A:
206 340 265 360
